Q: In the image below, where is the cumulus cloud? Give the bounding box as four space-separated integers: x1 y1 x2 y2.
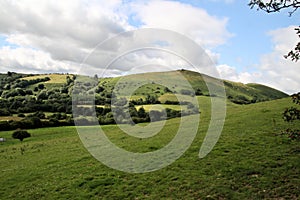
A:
217 64 262 83
257 26 299 94
0 0 131 63
0 46 78 74
130 0 232 48
0 0 231 76
217 25 299 94
82 28 219 77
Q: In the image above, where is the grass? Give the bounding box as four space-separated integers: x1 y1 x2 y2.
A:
21 74 68 90
99 70 288 103
0 112 71 122
0 97 299 199
21 74 68 84
0 115 22 121
135 104 184 112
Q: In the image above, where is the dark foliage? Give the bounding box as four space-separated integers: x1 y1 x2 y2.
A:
12 129 31 141
282 92 300 140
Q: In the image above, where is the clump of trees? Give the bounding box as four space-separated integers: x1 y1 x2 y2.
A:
12 129 31 141
0 72 200 129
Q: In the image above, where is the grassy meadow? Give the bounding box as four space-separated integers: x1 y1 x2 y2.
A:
0 97 299 199
21 74 68 84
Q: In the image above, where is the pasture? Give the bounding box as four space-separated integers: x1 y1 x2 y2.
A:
0 97 299 199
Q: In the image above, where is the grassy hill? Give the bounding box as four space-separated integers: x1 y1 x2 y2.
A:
0 69 288 105
98 69 288 104
0 97 299 199
0 70 289 129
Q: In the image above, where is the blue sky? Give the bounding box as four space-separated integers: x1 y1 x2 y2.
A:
200 0 298 71
0 0 299 93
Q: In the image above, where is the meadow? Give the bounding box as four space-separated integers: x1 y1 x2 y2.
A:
0 97 299 199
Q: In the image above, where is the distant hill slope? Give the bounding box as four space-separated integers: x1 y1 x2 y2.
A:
98 69 288 104
0 69 288 105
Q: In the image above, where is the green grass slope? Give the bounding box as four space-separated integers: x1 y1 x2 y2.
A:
0 97 299 199
0 70 288 105
98 69 288 104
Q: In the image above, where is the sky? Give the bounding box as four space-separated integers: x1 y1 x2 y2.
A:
0 0 299 94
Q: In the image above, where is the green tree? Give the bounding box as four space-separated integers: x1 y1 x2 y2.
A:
37 91 47 100
282 92 300 140
137 107 147 118
38 83 45 90
12 129 31 141
249 0 299 61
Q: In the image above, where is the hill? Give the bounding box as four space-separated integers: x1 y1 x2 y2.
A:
0 70 288 130
98 69 288 104
0 97 299 199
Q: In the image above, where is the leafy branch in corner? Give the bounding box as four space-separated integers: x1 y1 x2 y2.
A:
249 0 300 62
284 26 300 62
249 0 300 16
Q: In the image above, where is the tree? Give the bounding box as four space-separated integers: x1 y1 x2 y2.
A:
249 0 299 61
137 107 147 118
37 91 47 100
38 84 45 90
12 129 31 141
282 92 300 140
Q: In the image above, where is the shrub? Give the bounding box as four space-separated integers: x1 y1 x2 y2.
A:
0 108 11 116
281 129 300 140
180 89 195 97
17 113 25 117
12 129 31 141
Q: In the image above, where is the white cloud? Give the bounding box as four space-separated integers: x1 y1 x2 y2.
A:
217 25 299 94
257 26 299 94
0 0 231 76
217 64 262 83
0 0 132 66
0 46 78 74
131 0 232 48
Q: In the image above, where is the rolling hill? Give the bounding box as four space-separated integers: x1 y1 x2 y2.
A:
0 69 289 130
0 70 298 199
97 69 288 104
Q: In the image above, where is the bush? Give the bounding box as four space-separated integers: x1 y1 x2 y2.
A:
281 129 300 141
12 129 31 141
180 89 195 97
149 110 165 121
0 108 11 116
17 113 25 117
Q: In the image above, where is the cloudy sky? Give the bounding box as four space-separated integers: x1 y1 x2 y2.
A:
0 0 299 94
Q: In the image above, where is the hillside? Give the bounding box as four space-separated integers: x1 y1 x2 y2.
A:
0 70 288 130
0 97 299 199
97 69 288 104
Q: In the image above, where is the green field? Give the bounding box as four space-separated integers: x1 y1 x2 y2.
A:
135 104 184 112
21 74 68 84
0 97 299 199
20 74 69 90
